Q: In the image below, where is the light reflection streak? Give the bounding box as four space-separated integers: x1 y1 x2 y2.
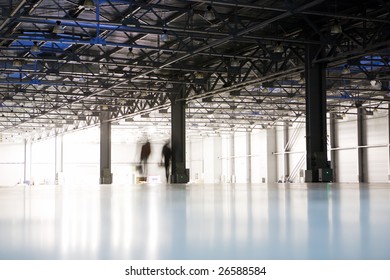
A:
59 186 100 258
0 183 389 259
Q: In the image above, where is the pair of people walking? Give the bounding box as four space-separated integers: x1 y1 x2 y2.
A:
138 139 171 183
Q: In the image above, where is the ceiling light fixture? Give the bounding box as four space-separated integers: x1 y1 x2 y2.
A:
60 84 67 92
160 30 170 42
298 73 305 85
195 72 204 79
83 0 95 9
341 64 351 75
273 42 284 53
101 64 109 74
30 41 40 53
127 47 135 59
230 57 240 67
204 5 215 21
78 76 86 83
12 59 23 68
330 20 342 34
260 85 269 93
52 21 64 34
370 79 382 89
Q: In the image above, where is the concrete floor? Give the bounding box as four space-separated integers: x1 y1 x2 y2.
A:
0 182 389 260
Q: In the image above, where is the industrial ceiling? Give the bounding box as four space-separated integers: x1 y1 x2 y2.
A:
1 0 390 142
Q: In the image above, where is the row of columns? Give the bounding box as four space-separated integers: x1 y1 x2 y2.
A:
99 88 189 184
98 44 332 184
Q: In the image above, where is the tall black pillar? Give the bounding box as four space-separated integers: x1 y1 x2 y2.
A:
170 87 189 183
305 44 332 182
357 107 365 182
329 113 338 182
100 111 113 184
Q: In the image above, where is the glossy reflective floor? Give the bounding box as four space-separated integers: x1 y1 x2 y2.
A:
0 183 389 260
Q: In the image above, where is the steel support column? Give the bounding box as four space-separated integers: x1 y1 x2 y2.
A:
54 134 64 185
246 131 251 183
357 107 365 182
329 113 338 182
100 111 112 184
230 133 235 183
388 104 390 182
283 123 290 179
170 87 189 183
304 44 332 182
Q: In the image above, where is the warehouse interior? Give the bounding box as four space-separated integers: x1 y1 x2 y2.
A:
1 0 390 259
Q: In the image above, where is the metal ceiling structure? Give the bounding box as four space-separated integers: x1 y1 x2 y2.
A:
1 0 390 142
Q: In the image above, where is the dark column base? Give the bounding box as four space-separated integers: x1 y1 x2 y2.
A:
171 163 189 183
100 168 113 184
305 168 333 182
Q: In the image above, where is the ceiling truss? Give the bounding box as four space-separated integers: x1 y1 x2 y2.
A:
1 0 390 141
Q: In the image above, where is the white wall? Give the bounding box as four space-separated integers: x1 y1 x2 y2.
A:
365 115 388 182
31 138 56 185
273 124 306 183
202 136 222 183
250 131 267 183
63 129 99 185
195 129 278 184
333 109 389 183
188 136 203 182
2 108 390 186
234 132 249 183
0 142 24 186
221 134 232 183
288 124 306 183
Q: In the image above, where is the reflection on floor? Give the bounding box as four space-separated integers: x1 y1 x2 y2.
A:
0 183 389 259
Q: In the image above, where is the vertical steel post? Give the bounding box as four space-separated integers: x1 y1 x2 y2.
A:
170 86 188 183
100 111 112 184
305 44 332 182
329 113 338 182
357 107 365 182
246 131 251 183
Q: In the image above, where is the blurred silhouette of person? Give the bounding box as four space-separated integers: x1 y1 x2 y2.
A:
139 139 151 177
161 140 172 182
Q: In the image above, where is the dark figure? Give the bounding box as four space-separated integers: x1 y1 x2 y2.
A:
139 140 151 176
161 141 172 182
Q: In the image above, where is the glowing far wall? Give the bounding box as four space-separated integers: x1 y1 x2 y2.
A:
1 108 390 186
0 142 24 186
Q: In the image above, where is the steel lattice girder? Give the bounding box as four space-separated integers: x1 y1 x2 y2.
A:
1 0 390 141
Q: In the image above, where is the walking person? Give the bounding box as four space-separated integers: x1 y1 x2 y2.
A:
139 139 151 178
161 140 172 183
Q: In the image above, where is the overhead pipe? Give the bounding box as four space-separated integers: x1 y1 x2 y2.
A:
15 15 319 46
190 0 390 24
